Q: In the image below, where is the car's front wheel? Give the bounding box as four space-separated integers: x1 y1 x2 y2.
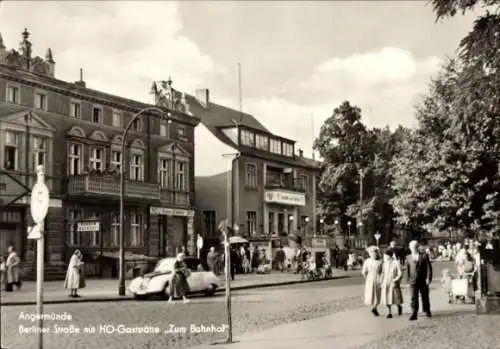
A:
134 294 147 300
205 284 217 296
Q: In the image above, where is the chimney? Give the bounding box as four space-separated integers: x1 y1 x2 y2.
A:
298 149 303 157
195 88 209 108
45 48 55 77
74 68 86 88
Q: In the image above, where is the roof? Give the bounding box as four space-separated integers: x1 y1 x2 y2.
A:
0 64 200 126
186 94 320 171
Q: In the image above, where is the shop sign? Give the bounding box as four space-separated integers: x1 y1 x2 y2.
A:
77 221 100 232
264 190 305 206
311 238 327 248
150 207 195 217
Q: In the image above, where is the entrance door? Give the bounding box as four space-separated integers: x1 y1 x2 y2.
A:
159 216 167 258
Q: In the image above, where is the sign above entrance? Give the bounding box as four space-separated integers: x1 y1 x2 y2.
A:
264 190 306 206
77 221 100 232
150 207 195 217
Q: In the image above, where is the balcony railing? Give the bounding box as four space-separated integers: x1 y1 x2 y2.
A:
265 179 306 192
68 175 160 201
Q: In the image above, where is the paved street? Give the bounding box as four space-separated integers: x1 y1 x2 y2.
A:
1 270 355 305
1 275 364 349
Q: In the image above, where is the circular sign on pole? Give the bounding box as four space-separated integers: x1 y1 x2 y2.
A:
374 233 381 241
31 182 49 224
196 235 203 249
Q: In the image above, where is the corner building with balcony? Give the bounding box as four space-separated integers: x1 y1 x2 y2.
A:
0 30 200 279
188 88 321 260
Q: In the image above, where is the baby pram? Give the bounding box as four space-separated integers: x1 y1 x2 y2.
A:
449 272 475 304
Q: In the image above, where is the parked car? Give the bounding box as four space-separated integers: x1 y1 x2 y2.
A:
129 257 220 299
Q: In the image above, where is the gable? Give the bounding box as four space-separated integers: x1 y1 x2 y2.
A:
131 138 146 149
89 130 109 142
1 111 55 132
157 141 191 157
67 126 86 138
111 135 123 145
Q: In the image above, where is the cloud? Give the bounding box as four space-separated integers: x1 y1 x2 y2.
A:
0 1 226 102
223 47 442 158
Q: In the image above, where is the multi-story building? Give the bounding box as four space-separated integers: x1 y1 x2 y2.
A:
187 88 326 261
0 29 200 278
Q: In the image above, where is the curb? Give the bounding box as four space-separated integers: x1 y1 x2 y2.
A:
0 275 353 307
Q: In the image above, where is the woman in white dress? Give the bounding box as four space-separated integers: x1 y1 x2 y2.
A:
380 249 403 318
64 249 85 297
362 245 382 316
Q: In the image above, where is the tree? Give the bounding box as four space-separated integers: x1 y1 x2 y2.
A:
314 101 406 241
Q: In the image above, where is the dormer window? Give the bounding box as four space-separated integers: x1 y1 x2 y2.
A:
282 142 293 157
92 106 103 124
240 130 255 147
256 135 269 151
270 139 281 154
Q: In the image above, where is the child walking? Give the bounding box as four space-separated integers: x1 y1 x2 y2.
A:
381 248 403 318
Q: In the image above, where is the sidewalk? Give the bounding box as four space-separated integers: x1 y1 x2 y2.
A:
0 269 356 306
189 287 473 349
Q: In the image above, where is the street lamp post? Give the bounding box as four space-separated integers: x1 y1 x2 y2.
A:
320 218 325 235
221 152 239 344
119 106 167 296
347 221 352 247
305 216 310 236
358 167 365 243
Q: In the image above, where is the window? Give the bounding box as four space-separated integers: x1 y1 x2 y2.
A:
34 92 47 110
89 147 105 171
246 211 257 236
32 136 47 170
256 135 269 151
111 213 120 247
87 213 101 246
268 212 275 235
160 120 169 137
110 149 121 172
203 211 216 237
69 101 81 118
130 212 143 247
175 161 187 191
282 142 293 157
158 158 172 188
130 153 144 181
296 174 308 190
6 85 20 104
4 131 18 170
68 209 83 245
245 163 257 187
270 139 281 154
240 130 255 147
92 107 103 123
112 110 122 127
177 125 185 137
132 117 142 132
68 143 82 175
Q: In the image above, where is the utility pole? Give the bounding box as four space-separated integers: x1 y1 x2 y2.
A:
358 167 365 244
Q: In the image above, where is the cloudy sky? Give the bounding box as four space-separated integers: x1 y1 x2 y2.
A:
0 1 476 160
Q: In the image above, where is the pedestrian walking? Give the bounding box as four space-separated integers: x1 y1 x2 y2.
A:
0 255 6 289
206 246 219 275
250 246 260 273
275 246 285 272
230 247 239 281
362 245 382 316
380 248 403 318
64 249 85 297
405 240 433 321
5 245 21 292
168 253 190 304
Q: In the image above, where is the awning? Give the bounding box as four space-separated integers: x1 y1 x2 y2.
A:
229 236 249 244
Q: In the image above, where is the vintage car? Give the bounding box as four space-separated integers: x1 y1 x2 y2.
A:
128 257 220 299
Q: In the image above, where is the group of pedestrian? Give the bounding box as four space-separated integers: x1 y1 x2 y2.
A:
1 245 22 292
363 240 433 321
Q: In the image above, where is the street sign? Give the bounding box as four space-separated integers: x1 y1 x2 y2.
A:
197 235 203 249
30 182 49 224
374 233 381 241
27 223 43 240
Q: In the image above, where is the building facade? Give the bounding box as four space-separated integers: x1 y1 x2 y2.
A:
0 30 200 278
189 88 325 261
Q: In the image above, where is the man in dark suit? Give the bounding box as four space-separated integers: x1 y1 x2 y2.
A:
405 240 433 321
